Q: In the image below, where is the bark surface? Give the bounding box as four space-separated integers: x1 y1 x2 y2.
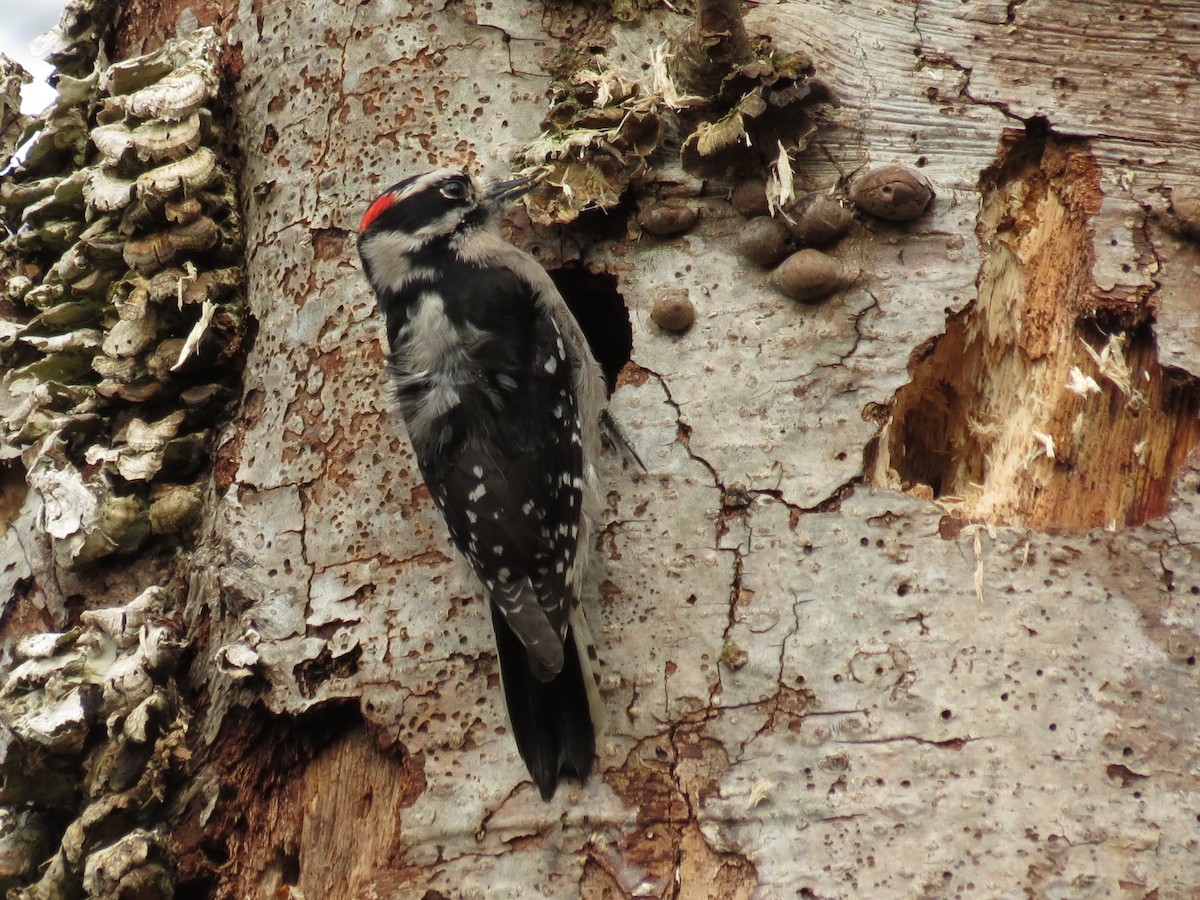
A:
1 1 1199 897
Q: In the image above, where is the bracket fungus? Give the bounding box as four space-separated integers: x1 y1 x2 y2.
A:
517 21 832 227
1 26 247 566
0 586 186 895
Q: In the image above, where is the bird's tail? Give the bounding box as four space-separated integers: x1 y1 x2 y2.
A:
490 602 603 800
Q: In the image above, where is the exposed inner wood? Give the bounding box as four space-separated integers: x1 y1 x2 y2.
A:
170 705 423 899
875 128 1200 529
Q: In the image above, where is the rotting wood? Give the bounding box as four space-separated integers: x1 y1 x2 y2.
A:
171 703 426 899
874 127 1200 529
2 0 1198 897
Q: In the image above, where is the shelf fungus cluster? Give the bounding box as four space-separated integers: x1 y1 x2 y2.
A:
0 586 184 895
516 40 831 226
0 27 245 567
677 53 830 181
514 47 670 225
1 57 32 165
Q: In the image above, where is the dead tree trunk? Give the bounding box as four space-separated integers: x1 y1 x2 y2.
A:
1 1 1198 897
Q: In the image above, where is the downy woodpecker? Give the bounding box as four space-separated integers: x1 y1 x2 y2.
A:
357 169 605 799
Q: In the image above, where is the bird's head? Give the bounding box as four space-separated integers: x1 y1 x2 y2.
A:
357 168 532 293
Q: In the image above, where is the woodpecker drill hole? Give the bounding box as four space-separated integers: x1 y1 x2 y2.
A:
548 267 633 397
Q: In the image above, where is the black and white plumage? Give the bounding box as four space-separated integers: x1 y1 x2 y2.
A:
356 168 605 799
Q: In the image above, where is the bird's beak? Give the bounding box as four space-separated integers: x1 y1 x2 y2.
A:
484 175 535 207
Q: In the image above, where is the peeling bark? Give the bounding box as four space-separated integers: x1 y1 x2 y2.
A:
2 0 1199 897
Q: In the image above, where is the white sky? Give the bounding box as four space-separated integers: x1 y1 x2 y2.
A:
0 0 67 113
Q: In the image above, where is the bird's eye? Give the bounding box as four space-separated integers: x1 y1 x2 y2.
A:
440 180 469 201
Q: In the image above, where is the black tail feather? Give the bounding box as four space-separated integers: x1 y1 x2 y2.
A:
490 603 596 800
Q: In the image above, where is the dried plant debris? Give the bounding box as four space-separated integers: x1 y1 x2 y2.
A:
0 586 188 896
0 27 245 567
517 37 832 224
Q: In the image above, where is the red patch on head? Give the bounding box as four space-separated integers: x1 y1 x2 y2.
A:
359 192 396 233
